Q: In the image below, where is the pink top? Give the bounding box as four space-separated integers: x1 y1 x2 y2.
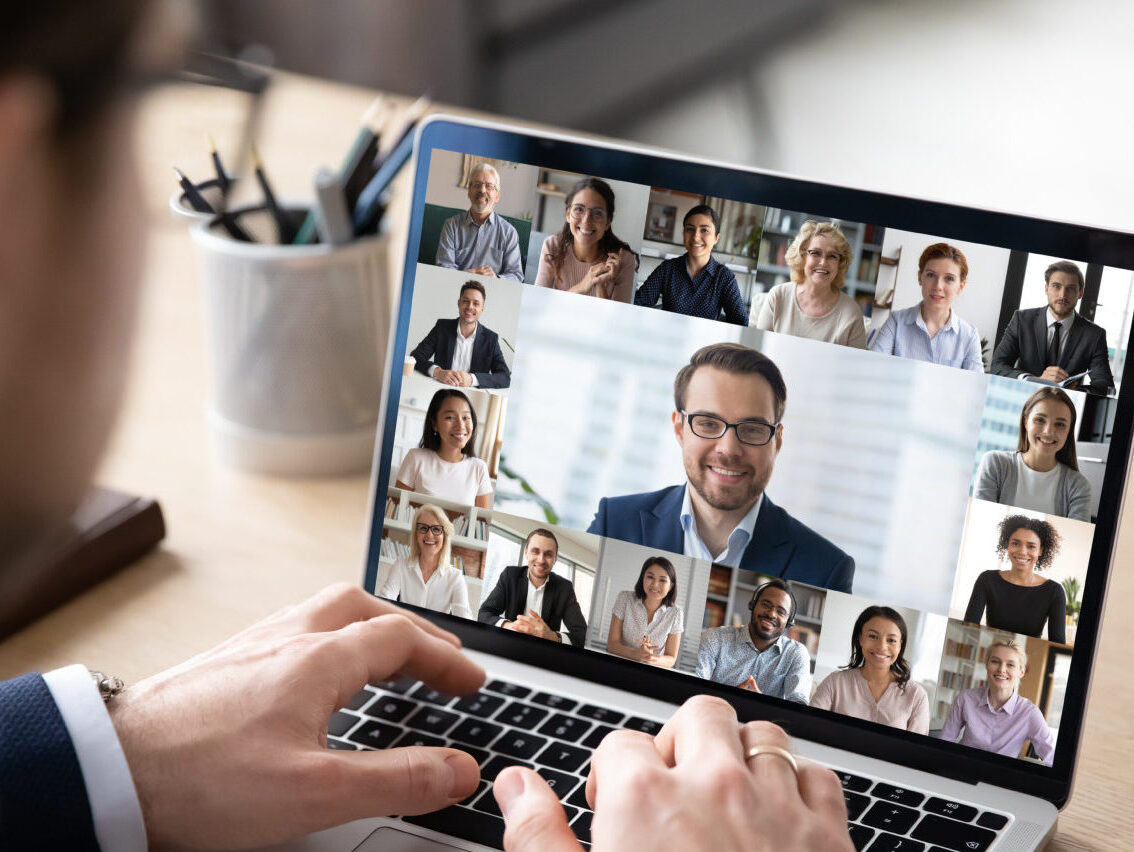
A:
533 234 635 303
811 667 929 734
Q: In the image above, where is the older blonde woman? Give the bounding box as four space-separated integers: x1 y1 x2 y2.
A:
377 504 472 618
755 220 867 348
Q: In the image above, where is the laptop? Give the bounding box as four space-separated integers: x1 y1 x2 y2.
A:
279 115 1134 851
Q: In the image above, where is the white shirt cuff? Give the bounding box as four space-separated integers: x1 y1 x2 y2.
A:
470 374 479 387
428 365 438 377
43 664 147 852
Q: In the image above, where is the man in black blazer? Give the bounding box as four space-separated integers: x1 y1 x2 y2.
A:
477 528 588 647
992 260 1114 395
411 280 511 389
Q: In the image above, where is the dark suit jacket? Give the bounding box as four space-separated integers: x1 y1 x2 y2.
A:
991 307 1114 394
477 564 588 647
410 318 511 389
587 486 855 593
0 673 99 849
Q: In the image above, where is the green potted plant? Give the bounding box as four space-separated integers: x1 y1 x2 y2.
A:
1062 577 1082 644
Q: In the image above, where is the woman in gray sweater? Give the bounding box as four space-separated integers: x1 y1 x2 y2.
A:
973 387 1091 521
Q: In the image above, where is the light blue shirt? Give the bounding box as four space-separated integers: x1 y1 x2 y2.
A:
695 627 811 704
870 303 984 372
435 210 523 281
679 485 763 567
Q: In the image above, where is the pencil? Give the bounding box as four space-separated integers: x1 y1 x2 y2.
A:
251 145 294 244
208 135 230 191
173 166 214 213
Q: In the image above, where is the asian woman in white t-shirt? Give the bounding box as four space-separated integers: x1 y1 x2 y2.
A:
396 389 494 508
973 386 1091 521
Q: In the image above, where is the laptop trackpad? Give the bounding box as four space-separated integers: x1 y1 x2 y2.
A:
354 826 464 851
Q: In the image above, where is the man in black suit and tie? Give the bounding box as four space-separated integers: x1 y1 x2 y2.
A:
477 528 588 647
410 280 511 389
992 260 1114 395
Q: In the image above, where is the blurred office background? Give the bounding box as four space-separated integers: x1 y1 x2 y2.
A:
194 0 1134 234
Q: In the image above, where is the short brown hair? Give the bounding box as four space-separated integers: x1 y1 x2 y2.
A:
673 343 787 422
1016 387 1078 470
460 280 486 301
1044 260 1084 291
918 243 969 281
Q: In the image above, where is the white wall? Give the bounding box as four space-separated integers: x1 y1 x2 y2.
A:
878 229 1012 354
408 264 522 368
425 149 539 220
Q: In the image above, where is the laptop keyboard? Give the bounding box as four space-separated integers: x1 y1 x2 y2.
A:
328 677 1010 851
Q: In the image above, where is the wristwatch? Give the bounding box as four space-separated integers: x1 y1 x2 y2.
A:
89 669 125 704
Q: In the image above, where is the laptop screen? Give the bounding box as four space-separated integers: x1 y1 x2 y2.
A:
365 116 1134 806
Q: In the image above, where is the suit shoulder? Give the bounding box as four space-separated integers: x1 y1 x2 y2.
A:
602 485 683 512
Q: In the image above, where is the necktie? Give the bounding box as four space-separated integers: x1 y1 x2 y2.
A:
1047 321 1063 367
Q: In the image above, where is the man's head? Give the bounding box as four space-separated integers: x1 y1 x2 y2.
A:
1045 260 1085 320
467 163 500 218
458 280 486 325
747 579 795 644
523 528 558 583
0 0 168 560
672 343 786 515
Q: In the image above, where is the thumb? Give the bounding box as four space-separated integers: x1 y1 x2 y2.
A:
495 767 583 852
321 746 479 821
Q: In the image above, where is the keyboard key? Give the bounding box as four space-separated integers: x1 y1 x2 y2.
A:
405 706 459 736
410 684 455 706
391 731 445 750
458 780 487 807
567 779 591 810
871 783 925 808
582 724 617 750
538 713 591 743
403 805 504 849
328 711 360 737
327 737 356 750
862 802 919 835
577 704 625 725
366 694 415 723
450 717 504 748
532 692 579 712
348 720 402 749
844 790 870 821
560 804 580 825
911 814 995 851
492 730 549 760
848 823 875 851
624 717 663 735
922 798 977 823
342 688 374 711
453 692 506 718
976 812 1008 831
484 678 531 699
536 742 589 773
495 701 549 729
473 788 502 817
481 755 533 782
537 767 582 799
837 771 874 793
571 810 593 843
451 744 489 766
866 832 925 851
378 677 416 694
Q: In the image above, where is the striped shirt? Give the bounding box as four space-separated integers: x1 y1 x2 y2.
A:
634 255 747 324
870 303 983 372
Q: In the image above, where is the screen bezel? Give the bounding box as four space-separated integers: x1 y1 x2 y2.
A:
364 115 1134 809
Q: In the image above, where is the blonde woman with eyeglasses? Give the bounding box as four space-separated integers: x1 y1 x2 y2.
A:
377 504 472 618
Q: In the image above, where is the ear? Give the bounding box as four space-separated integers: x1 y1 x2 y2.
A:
773 422 784 454
672 409 684 446
0 74 56 203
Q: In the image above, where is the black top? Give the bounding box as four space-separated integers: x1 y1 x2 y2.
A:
964 570 1066 643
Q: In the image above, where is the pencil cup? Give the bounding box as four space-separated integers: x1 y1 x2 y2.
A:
169 178 228 223
190 207 393 476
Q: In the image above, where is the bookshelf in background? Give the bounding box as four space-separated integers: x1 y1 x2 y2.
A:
381 487 490 579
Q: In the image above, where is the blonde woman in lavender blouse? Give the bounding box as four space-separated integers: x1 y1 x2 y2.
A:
811 605 929 734
940 639 1054 764
605 557 684 668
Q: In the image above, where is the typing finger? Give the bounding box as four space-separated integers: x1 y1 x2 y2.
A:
653 694 743 769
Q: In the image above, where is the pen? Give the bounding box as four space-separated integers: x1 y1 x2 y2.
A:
313 167 354 246
208 135 230 191
251 145 294 244
351 127 414 235
173 166 214 213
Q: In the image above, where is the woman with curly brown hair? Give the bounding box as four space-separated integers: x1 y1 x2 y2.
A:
964 514 1067 642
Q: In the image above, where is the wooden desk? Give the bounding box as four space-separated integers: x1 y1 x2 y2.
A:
0 74 1131 849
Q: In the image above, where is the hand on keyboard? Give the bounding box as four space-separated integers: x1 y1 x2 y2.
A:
108 583 485 848
493 694 853 851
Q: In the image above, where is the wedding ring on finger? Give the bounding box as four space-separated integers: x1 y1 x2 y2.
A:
743 744 800 778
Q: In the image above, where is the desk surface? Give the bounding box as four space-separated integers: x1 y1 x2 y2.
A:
0 74 1131 850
